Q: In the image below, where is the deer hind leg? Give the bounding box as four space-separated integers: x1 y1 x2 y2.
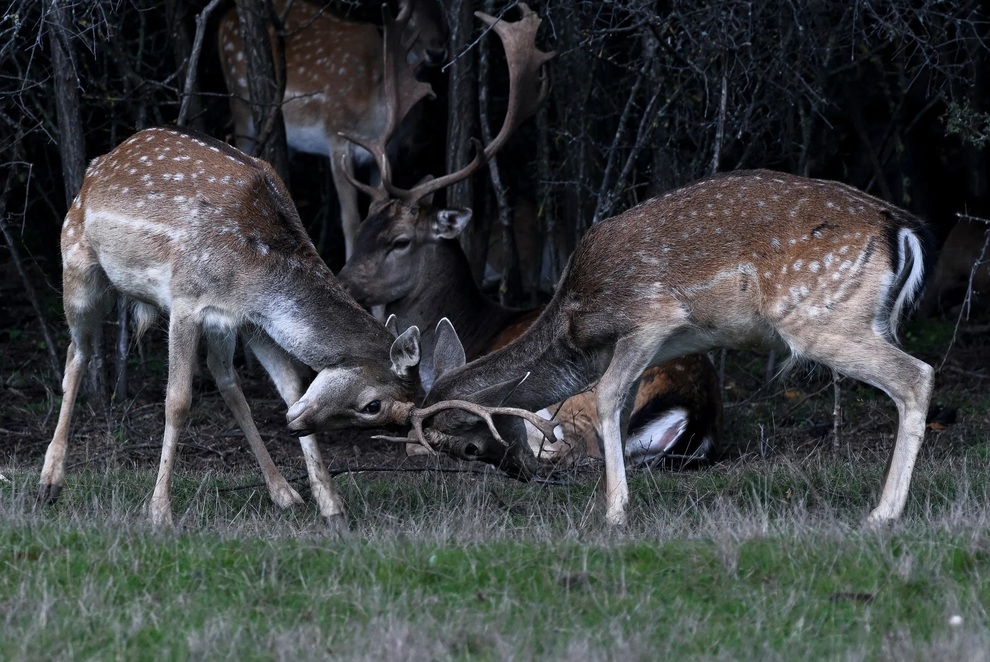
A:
790 331 934 521
245 334 348 530
40 254 113 503
204 330 303 510
149 310 202 528
330 140 361 259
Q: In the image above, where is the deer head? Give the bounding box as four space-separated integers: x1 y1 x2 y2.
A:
337 3 554 280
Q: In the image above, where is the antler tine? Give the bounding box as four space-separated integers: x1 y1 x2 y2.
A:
338 2 436 203
407 2 555 204
339 151 386 202
404 398 560 451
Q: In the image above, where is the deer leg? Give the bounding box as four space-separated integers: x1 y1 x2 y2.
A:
40 255 113 503
149 312 201 528
595 333 665 526
245 335 348 530
793 332 934 521
204 330 303 510
330 142 361 259
39 340 87 503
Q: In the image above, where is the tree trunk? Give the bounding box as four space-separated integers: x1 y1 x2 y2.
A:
446 0 483 282
234 0 290 184
49 1 108 405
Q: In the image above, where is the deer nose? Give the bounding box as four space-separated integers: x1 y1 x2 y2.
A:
424 47 447 66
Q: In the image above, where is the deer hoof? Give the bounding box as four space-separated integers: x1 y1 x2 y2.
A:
324 513 350 537
37 483 63 505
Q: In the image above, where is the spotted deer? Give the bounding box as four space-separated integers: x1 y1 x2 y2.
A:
42 126 421 529
337 193 723 470
217 0 448 257
401 170 936 526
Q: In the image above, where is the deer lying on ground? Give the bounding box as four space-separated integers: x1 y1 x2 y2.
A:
217 0 448 257
335 2 721 471
399 170 935 526
338 195 723 469
42 126 421 529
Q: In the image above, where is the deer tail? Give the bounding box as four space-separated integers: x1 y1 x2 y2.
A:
884 224 935 342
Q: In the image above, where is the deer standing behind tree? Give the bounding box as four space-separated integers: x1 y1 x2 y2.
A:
217 0 448 258
399 170 935 527
41 126 422 529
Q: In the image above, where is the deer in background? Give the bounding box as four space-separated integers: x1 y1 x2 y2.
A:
335 2 721 471
42 126 421 529
217 0 448 257
402 170 935 526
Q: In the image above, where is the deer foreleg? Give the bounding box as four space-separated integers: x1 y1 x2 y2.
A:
205 330 303 510
595 333 660 526
246 335 348 530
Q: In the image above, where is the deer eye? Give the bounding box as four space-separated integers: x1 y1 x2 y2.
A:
391 237 411 252
361 400 382 415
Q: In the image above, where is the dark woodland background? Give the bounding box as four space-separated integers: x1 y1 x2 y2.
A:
1 0 988 364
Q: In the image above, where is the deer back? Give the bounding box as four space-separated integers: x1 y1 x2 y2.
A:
558 170 932 351
218 0 447 157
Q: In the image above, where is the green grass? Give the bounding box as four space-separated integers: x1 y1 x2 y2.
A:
4 451 990 660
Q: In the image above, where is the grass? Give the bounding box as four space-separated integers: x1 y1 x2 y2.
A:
4 447 990 660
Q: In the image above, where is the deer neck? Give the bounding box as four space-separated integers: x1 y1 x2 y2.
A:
429 294 608 412
253 260 391 372
387 239 527 359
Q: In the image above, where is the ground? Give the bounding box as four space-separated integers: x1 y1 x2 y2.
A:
2 255 989 498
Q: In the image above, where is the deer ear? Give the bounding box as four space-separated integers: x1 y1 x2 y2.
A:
384 313 399 338
432 317 466 380
433 208 472 240
390 325 421 376
469 372 530 407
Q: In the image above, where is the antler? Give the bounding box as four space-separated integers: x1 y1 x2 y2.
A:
343 3 555 207
402 3 556 204
340 1 437 203
374 398 561 452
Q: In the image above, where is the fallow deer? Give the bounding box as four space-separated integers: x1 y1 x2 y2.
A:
42 126 421 529
337 194 723 469
217 0 448 257
405 170 935 526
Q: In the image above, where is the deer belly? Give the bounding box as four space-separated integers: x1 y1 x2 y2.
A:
102 258 173 309
281 117 332 157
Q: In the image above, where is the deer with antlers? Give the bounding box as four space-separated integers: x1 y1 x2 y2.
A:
336 3 721 472
217 0 448 258
398 171 936 526
42 126 421 529
338 191 723 470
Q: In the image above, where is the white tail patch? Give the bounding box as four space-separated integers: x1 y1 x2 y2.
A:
524 408 566 459
624 407 689 463
885 227 928 341
130 300 159 339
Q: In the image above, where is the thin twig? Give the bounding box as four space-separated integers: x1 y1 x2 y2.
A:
177 0 223 126
0 163 62 380
939 212 990 371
